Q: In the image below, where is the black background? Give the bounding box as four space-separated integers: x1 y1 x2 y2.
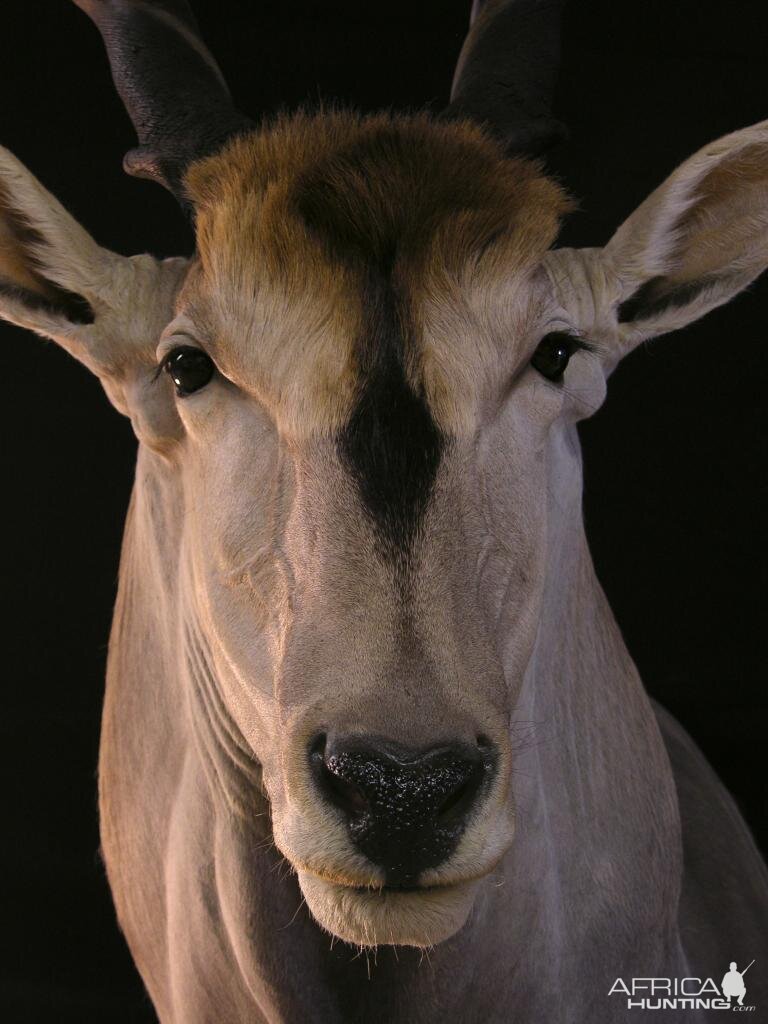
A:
1 1 766 1020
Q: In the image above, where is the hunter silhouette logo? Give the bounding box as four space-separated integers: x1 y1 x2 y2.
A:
608 960 757 1011
722 961 754 1007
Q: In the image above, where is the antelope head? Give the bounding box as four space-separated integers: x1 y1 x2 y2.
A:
1 0 766 947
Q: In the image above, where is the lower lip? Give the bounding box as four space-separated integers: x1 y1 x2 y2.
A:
349 881 454 895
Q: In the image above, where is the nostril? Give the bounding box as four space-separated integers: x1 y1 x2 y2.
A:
309 737 372 818
309 733 327 762
476 734 493 754
436 763 485 825
322 768 371 817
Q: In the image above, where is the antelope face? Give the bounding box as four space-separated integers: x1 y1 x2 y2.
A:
159 112 602 945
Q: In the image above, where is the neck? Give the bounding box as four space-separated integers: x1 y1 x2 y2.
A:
500 530 684 1006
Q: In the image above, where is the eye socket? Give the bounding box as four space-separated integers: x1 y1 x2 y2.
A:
530 331 583 382
162 346 215 397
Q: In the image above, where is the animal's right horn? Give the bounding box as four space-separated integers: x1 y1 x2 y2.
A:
72 0 254 200
444 0 568 157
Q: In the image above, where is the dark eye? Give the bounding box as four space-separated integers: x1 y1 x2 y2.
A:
530 332 581 382
163 346 215 396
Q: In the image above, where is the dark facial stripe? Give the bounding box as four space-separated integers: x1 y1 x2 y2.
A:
337 272 443 556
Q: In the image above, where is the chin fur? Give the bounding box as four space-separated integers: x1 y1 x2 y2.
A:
298 871 477 947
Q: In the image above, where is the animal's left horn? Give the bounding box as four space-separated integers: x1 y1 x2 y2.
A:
444 0 568 156
72 0 254 199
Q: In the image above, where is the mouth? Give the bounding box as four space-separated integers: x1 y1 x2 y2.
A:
297 870 479 947
375 882 436 893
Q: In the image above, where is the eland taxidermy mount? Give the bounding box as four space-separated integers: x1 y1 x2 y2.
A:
1 0 767 1021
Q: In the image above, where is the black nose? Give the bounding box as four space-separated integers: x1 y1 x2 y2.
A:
310 735 495 887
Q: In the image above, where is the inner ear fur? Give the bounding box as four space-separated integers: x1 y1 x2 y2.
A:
606 121 768 342
0 174 97 327
0 146 143 375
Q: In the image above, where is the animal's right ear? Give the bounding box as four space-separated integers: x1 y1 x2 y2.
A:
0 146 188 444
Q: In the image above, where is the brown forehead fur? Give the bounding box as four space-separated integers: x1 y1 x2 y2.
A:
182 110 570 435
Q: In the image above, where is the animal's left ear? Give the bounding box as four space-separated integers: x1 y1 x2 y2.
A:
551 120 768 364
